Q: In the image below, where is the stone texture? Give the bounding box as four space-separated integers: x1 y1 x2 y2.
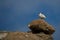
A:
0 32 53 40
0 19 55 40
28 19 55 35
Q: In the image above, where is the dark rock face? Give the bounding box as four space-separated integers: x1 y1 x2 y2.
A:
28 19 55 35
1 32 53 40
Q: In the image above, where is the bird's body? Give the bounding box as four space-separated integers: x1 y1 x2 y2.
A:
38 13 46 19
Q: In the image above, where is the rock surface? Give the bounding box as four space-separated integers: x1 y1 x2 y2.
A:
0 19 55 40
28 19 55 34
0 32 53 40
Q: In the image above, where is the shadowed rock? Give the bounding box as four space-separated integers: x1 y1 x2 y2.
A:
28 19 55 35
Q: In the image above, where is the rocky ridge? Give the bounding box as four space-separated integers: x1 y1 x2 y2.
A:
0 19 55 40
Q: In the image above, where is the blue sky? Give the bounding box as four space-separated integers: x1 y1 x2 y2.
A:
0 0 60 40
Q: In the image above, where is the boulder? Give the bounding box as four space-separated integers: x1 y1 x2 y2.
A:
28 19 55 34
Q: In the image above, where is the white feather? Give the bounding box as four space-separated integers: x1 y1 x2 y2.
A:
28 24 30 27
38 13 46 19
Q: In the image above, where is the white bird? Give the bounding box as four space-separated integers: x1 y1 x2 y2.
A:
38 13 46 19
